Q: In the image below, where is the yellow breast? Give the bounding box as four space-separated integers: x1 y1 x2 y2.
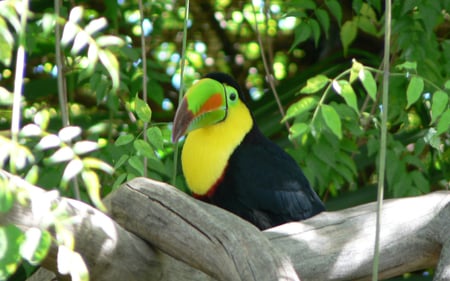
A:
181 101 253 195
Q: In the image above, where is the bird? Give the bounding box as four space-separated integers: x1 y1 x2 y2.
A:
172 72 325 230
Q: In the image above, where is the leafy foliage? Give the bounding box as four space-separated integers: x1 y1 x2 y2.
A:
0 0 449 280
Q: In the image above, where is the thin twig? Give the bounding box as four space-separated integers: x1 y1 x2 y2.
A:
251 3 291 137
372 0 391 280
138 0 148 177
54 0 69 127
172 0 190 186
10 0 30 174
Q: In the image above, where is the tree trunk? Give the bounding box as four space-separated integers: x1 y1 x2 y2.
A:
1 173 449 281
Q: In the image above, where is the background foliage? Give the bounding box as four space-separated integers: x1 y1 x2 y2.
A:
0 0 449 280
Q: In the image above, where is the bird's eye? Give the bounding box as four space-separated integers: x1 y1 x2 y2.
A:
229 92 237 101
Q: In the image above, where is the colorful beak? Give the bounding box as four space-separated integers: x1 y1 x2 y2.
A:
172 78 227 142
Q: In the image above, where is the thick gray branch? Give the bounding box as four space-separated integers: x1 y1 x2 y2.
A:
2 173 450 281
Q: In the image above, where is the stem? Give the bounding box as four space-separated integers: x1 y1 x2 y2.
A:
54 0 69 127
10 0 30 174
251 2 290 135
372 0 391 280
138 0 148 177
172 0 190 186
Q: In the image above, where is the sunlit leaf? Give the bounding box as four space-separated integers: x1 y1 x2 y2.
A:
359 69 377 100
0 18 13 66
82 157 114 174
61 22 78 46
98 49 120 90
0 181 13 213
82 169 106 211
84 18 107 35
58 126 82 142
0 224 24 280
115 134 134 146
96 35 125 47
73 141 99 155
333 80 358 113
0 86 14 105
45 147 75 164
321 104 342 139
283 96 319 122
300 74 329 94
20 228 51 265
68 6 84 23
135 97 152 122
20 124 42 137
42 13 55 35
34 110 50 130
36 134 61 150
25 165 39 185
62 158 84 185
445 80 450 90
406 76 424 108
350 59 363 83
71 31 90 54
431 90 449 123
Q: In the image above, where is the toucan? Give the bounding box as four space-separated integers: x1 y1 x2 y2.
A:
172 72 325 230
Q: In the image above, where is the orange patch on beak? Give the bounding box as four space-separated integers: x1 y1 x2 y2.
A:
198 93 224 115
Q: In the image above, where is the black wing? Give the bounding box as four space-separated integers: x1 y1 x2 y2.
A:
214 127 325 229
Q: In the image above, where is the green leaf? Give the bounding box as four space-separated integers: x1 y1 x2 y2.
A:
406 76 424 108
321 104 342 139
289 123 310 139
0 224 24 280
431 90 449 123
396 61 417 72
332 80 359 113
20 228 51 265
115 134 134 146
290 22 312 52
133 139 156 159
325 0 342 25
128 155 144 175
340 20 358 56
359 69 377 100
282 96 319 122
0 18 13 66
350 59 363 83
308 19 321 47
135 97 152 123
300 74 329 94
114 154 129 169
437 108 450 136
315 8 330 37
147 127 164 151
81 169 106 211
25 165 39 185
445 80 450 90
0 181 13 213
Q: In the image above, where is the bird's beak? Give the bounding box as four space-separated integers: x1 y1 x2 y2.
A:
172 78 227 142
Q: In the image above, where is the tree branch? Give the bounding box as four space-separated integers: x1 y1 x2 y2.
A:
2 174 450 281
